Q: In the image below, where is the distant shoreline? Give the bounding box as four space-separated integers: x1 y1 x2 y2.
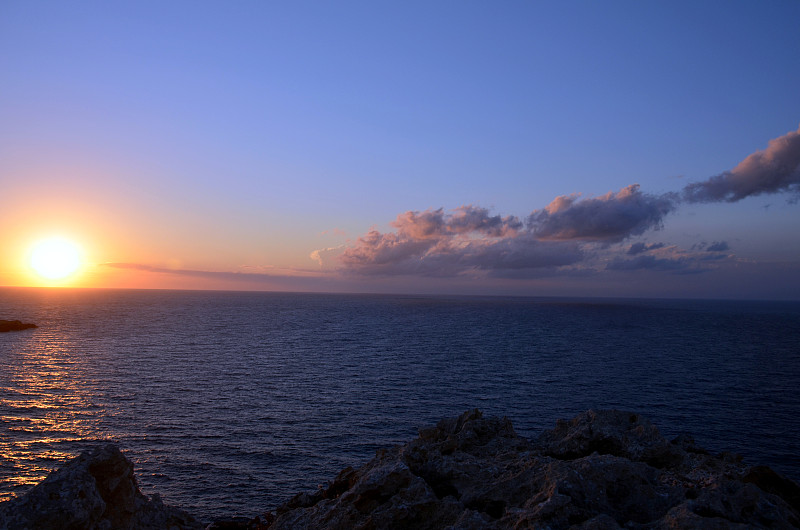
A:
0 320 37 332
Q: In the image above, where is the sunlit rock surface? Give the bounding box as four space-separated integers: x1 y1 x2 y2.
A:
0 444 202 530
0 320 37 332
266 409 800 529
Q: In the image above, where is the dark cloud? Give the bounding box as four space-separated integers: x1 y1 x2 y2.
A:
606 255 689 271
706 241 730 252
696 252 729 262
463 236 583 272
627 242 665 255
529 185 677 242
683 126 800 203
606 242 737 274
691 240 731 252
605 255 713 274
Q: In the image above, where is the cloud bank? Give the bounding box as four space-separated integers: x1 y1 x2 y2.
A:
328 126 799 279
340 206 582 277
337 185 682 278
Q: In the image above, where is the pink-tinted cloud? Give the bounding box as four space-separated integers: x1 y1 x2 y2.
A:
338 128 798 280
340 207 579 277
340 229 438 271
390 205 523 239
529 184 677 242
309 245 346 266
446 205 523 237
683 125 800 203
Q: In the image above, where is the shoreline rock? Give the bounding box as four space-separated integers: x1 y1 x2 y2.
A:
0 320 37 332
2 410 799 529
0 444 202 530
265 410 800 528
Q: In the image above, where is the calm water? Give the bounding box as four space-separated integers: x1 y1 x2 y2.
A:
1 288 799 522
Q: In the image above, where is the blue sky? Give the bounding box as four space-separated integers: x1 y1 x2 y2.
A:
2 1 799 298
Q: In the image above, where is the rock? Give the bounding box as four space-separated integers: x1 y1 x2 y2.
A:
537 409 685 468
0 320 37 332
266 409 800 529
0 444 202 530
3 410 798 529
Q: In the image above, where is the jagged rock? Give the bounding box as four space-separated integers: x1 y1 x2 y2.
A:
3 410 798 529
0 444 202 530
266 409 800 529
0 320 37 332
537 409 686 468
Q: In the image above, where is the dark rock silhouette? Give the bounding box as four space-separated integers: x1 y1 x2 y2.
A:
2 410 799 529
267 409 800 529
0 444 202 530
0 320 37 332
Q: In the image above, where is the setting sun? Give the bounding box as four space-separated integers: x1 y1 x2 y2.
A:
29 237 83 281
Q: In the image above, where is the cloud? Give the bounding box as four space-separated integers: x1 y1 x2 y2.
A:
706 241 730 252
341 231 583 277
691 240 731 252
683 125 800 203
529 185 677 242
340 229 438 271
606 241 736 274
447 205 523 237
391 206 523 239
339 207 580 277
337 127 797 282
627 242 665 255
310 245 346 266
606 255 691 272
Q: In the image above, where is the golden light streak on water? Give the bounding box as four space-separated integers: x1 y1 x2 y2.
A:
0 327 106 502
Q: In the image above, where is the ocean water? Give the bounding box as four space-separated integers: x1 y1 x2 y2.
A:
1 288 799 523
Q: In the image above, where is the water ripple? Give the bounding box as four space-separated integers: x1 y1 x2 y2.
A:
1 289 799 523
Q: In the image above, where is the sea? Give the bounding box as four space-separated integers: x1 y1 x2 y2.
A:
1 287 799 523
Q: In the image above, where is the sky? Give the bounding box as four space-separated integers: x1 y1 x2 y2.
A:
2 1 799 299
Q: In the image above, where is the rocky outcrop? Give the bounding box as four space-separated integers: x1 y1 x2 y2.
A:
266 409 800 529
0 320 37 332
0 444 202 530
2 411 798 529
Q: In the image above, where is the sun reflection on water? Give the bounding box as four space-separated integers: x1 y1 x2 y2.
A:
0 328 106 502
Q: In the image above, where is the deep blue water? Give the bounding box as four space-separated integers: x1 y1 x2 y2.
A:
1 288 799 522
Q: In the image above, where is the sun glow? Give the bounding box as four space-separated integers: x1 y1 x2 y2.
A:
29 237 83 281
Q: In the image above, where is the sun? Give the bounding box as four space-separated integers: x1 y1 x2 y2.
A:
29 237 83 281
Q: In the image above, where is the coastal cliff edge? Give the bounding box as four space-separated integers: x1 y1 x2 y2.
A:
2 409 798 529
